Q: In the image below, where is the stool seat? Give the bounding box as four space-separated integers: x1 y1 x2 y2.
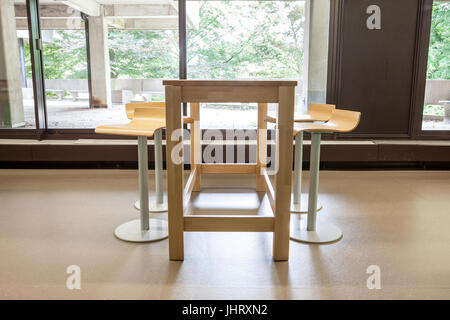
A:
265 103 336 125
294 109 361 135
95 107 165 137
95 107 194 137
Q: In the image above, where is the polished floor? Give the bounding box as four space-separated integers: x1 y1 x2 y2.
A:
0 169 449 299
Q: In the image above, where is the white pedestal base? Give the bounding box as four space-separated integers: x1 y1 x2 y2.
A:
290 217 342 244
291 193 323 214
134 199 168 213
114 219 168 242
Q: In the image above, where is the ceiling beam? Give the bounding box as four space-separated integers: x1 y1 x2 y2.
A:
15 18 84 30
15 4 83 19
61 0 100 17
103 4 176 18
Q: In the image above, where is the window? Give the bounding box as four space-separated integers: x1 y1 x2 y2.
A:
0 0 35 129
187 0 306 129
422 1 450 131
39 1 180 129
39 3 90 128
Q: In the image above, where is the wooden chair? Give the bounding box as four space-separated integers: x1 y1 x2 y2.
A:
290 108 361 243
267 103 336 214
95 102 194 242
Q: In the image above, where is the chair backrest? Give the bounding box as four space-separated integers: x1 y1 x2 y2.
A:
126 102 165 120
326 109 361 132
133 106 166 121
308 103 336 121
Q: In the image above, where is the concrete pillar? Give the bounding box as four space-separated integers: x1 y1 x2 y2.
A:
88 14 111 108
0 0 25 128
304 0 330 107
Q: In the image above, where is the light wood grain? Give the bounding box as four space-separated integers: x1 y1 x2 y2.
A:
273 86 295 261
125 102 165 120
256 103 268 192
200 164 258 174
190 102 201 191
165 85 184 261
184 215 274 232
183 168 197 210
263 168 275 213
265 103 336 125
181 86 279 103
95 107 165 137
163 79 297 87
294 109 361 135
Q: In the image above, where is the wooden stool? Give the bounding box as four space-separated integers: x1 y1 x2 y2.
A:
266 103 336 213
95 107 169 242
290 109 361 243
126 103 194 213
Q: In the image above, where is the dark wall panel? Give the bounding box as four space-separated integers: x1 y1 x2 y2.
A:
336 0 419 135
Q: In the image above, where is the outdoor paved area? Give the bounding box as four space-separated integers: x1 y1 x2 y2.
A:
22 99 272 129
20 99 450 131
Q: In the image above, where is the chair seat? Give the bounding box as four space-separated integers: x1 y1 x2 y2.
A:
95 119 166 137
294 109 361 135
95 104 194 137
265 103 336 130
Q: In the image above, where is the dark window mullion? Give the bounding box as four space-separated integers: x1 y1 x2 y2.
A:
26 0 48 140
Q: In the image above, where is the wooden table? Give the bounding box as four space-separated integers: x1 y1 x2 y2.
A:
163 80 297 261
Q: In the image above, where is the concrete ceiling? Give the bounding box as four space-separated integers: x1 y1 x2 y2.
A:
14 0 199 31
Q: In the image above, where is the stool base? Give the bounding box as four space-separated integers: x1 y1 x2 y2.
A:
134 199 168 213
291 193 323 214
114 218 168 242
290 217 342 244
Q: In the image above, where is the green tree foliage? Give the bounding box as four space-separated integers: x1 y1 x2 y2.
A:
427 2 450 80
25 30 88 79
108 30 179 79
23 1 449 83
187 1 304 79
26 1 304 81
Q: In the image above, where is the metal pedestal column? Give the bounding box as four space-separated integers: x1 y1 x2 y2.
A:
290 132 342 244
134 130 169 213
115 136 168 242
291 132 323 214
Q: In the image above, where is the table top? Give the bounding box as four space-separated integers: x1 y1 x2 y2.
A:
162 79 298 87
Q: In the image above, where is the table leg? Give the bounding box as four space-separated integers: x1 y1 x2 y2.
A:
273 86 294 261
256 103 268 192
165 85 184 260
190 102 201 191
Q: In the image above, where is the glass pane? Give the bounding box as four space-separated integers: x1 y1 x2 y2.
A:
40 2 179 128
187 0 306 129
108 28 179 109
0 0 35 129
39 3 90 128
422 1 450 131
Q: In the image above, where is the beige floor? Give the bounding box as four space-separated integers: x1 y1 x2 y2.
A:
0 169 449 300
